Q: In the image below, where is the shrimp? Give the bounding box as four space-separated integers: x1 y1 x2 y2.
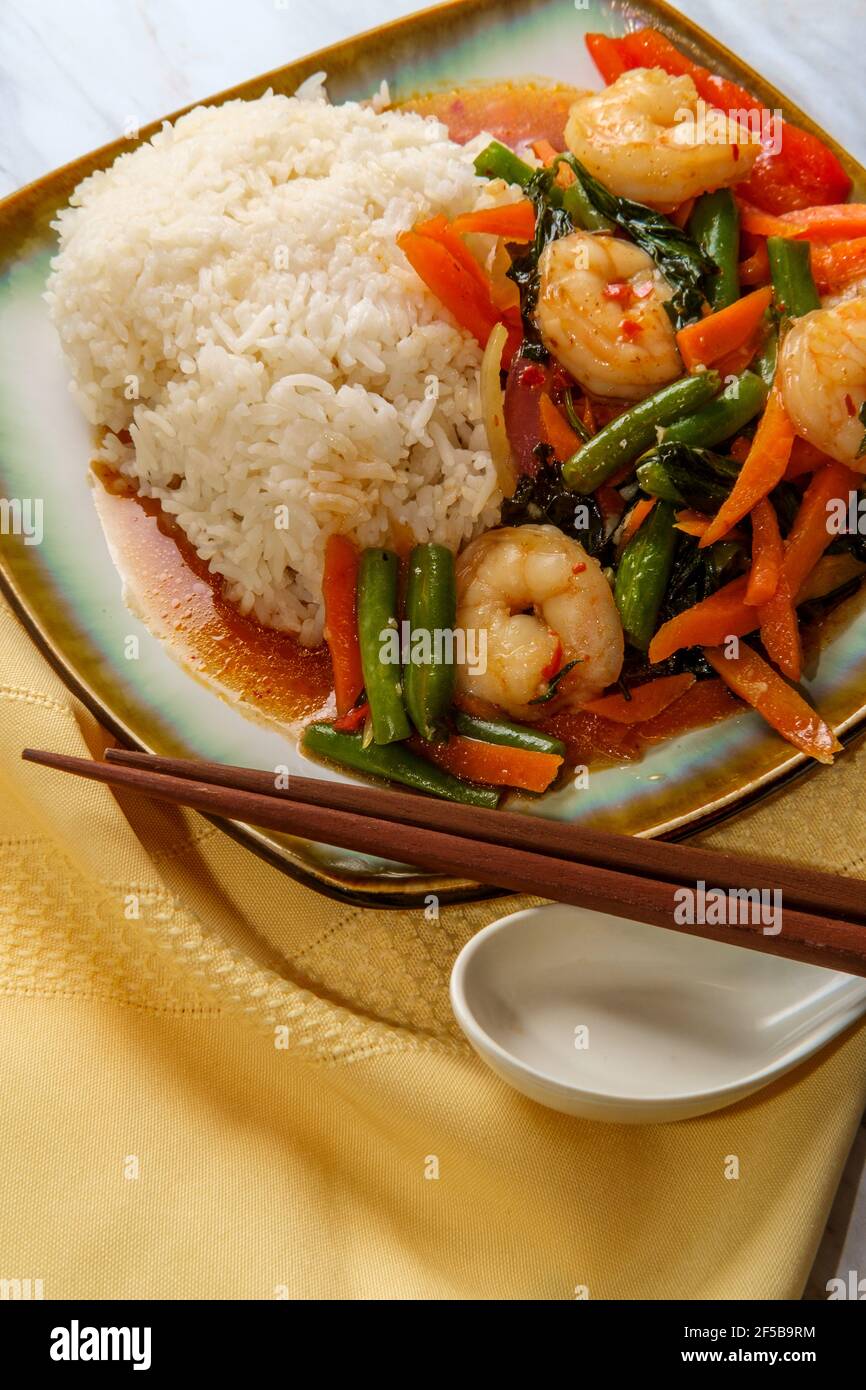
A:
454 524 624 721
564 67 761 209
537 230 682 400
778 297 866 468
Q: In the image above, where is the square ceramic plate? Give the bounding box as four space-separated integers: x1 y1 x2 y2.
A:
2 0 865 905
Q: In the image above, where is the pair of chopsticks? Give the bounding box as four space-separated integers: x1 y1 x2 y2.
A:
21 744 866 978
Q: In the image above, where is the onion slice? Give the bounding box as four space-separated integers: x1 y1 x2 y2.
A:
480 321 517 498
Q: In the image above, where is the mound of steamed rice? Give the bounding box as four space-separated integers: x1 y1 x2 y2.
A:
46 78 505 643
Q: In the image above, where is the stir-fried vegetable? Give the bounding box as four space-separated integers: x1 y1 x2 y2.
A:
614 500 679 651
403 544 457 743
385 61 859 776
454 712 566 757
662 371 768 450
703 647 840 763
637 443 741 514
302 723 501 807
583 672 695 724
699 387 795 547
766 236 821 318
745 498 784 606
357 549 411 745
675 286 773 374
501 462 606 556
563 371 721 492
758 568 802 681
322 534 364 717
413 733 563 793
480 322 515 497
688 190 740 310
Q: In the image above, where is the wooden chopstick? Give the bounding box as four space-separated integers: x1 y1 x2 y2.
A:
102 747 866 928
20 746 866 978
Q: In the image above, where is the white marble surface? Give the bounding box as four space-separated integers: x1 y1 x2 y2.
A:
0 0 863 198
1 0 863 1294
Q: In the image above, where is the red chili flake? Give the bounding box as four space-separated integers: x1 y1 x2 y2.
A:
845 393 857 417
732 144 740 162
621 319 643 341
520 363 546 387
572 562 587 575
541 638 563 683
603 280 634 304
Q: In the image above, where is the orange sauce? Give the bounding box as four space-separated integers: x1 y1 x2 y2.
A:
400 80 580 150
92 465 332 725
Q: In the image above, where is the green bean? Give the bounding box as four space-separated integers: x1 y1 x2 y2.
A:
634 458 685 503
454 712 566 758
403 544 456 742
562 371 721 493
357 549 411 746
662 371 767 449
474 141 535 189
752 313 779 387
614 500 678 651
688 190 740 310
767 236 820 319
301 723 500 808
474 141 614 236
561 174 615 233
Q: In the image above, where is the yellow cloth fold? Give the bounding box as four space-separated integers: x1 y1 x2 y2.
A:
1 590 864 1300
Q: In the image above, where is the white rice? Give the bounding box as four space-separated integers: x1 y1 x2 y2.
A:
46 77 506 643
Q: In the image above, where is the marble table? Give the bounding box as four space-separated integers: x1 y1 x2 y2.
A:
1 0 863 1294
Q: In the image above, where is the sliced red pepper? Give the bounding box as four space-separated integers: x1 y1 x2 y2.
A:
332 701 370 733
585 32 630 84
616 27 852 215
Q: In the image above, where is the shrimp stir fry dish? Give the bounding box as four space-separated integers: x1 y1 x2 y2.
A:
305 26 864 806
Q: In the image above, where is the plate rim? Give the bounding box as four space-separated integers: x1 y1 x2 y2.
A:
1 0 865 906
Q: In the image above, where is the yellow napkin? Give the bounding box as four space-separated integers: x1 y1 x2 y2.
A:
1 588 865 1300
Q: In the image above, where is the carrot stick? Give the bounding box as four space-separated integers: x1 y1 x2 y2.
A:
322 534 364 717
782 460 859 594
648 575 753 664
451 201 536 241
676 286 773 374
531 138 560 165
585 32 630 84
583 673 695 725
397 229 500 349
648 463 859 665
745 497 783 605
674 511 712 539
759 571 802 681
413 214 490 291
619 497 656 548
411 733 563 794
784 437 830 481
703 645 840 763
736 201 806 239
739 199 866 243
810 237 866 294
699 387 795 548
539 392 583 462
